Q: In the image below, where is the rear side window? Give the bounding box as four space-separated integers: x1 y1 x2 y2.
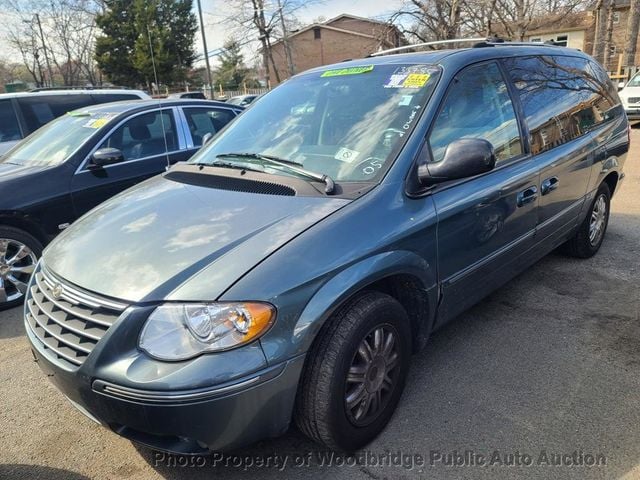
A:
17 94 94 134
0 100 22 142
503 55 620 154
183 107 236 147
91 93 142 104
98 110 177 161
429 62 522 164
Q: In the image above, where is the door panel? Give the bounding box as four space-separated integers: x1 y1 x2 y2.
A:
70 109 187 217
434 160 539 326
427 61 538 327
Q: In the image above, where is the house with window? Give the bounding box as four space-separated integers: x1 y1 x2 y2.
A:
523 1 640 71
269 14 406 85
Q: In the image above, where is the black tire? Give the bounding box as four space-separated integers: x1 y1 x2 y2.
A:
294 291 412 452
0 226 42 311
563 183 611 259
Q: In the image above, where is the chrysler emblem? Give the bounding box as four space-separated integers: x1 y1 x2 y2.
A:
51 284 63 299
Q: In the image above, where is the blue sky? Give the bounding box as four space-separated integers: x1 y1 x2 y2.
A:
198 0 406 66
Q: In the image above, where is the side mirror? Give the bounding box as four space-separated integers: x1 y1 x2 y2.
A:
90 148 123 168
200 133 214 148
418 138 496 184
618 81 626 90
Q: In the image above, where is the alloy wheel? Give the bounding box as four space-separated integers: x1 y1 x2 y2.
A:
589 194 607 246
0 239 37 304
344 324 401 427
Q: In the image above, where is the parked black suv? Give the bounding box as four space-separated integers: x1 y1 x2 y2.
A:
25 42 629 454
0 99 241 309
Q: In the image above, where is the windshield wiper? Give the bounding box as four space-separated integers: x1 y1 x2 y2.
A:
215 152 335 194
192 161 263 174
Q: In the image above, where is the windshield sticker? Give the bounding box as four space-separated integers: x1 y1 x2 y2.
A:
334 147 360 163
321 65 374 77
81 112 117 129
402 73 430 88
398 95 413 106
385 65 434 88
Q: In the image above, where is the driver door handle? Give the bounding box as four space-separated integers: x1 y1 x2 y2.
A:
541 177 559 195
517 186 538 207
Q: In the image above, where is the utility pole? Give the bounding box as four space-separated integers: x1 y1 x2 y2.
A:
34 14 54 87
196 0 214 98
276 0 295 76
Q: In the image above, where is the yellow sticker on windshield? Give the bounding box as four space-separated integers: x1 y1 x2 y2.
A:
402 73 430 89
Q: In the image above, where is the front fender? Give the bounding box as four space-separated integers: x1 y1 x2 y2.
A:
258 250 437 365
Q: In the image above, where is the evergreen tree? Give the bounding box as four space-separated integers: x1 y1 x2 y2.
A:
215 39 249 89
95 0 197 88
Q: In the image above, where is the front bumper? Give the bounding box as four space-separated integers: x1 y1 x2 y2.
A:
625 108 640 120
28 320 305 453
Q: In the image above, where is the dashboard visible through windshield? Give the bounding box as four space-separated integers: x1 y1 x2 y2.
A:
190 64 441 184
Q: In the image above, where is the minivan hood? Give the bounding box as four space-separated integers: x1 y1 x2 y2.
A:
44 175 349 303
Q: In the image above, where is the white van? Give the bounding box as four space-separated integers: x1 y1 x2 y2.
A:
0 89 150 155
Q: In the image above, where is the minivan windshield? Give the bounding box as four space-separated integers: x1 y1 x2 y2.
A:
1 111 111 167
190 64 440 183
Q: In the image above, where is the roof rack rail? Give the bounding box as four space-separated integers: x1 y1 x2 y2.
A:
369 36 562 57
29 86 132 92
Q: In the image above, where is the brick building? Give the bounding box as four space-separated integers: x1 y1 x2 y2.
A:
523 1 640 71
269 14 405 85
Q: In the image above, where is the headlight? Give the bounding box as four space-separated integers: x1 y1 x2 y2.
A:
139 303 275 361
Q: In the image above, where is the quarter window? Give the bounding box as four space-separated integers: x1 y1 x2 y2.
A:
0 100 21 142
98 110 177 161
429 62 522 164
503 55 619 154
182 107 236 147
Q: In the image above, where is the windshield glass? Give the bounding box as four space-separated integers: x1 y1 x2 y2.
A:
190 64 440 183
1 111 114 167
628 72 640 88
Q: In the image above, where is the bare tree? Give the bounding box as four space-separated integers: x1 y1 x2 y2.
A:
2 0 99 86
390 0 464 42
602 0 616 70
623 0 640 67
592 0 608 63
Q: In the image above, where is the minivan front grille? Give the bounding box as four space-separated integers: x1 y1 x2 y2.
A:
25 264 127 369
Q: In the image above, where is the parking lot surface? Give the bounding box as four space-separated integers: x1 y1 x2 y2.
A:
1 128 639 480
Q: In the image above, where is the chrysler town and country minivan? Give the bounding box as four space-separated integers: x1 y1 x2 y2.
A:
25 41 629 454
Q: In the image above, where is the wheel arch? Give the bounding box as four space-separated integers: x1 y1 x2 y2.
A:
0 211 48 247
292 250 438 357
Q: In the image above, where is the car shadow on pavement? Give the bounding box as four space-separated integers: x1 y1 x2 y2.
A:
0 464 90 480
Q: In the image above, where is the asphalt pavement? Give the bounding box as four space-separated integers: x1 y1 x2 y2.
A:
1 128 639 480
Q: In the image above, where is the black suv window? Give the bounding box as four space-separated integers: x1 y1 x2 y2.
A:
0 100 21 142
183 107 236 147
91 93 142 104
503 55 619 154
429 62 522 164
17 94 94 134
98 110 177 161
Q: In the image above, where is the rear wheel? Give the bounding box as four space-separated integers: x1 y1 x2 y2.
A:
0 226 42 311
563 183 611 258
295 291 411 451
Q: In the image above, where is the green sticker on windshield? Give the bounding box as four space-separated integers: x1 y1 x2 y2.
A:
321 65 374 77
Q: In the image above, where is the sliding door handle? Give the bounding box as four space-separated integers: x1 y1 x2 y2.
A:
541 176 559 195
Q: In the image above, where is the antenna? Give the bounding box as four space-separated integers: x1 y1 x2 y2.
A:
147 25 172 172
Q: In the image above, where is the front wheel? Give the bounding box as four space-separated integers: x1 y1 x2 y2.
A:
0 226 42 311
295 291 412 451
562 183 611 258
